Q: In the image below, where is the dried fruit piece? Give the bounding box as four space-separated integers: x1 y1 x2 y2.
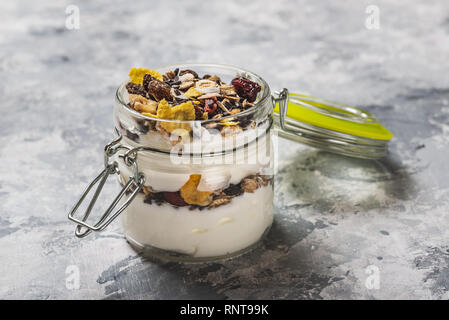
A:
156 99 195 132
126 82 146 97
204 97 218 114
163 192 188 206
223 183 243 197
143 73 155 90
147 79 172 101
180 174 213 206
129 68 163 84
231 77 261 102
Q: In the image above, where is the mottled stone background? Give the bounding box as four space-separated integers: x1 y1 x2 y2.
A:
1 0 449 299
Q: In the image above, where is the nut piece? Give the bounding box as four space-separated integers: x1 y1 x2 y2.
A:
129 94 158 114
220 124 242 137
220 85 236 96
135 102 157 114
208 75 221 82
163 70 176 81
242 177 259 193
255 175 269 187
209 197 231 209
197 93 220 99
179 81 195 90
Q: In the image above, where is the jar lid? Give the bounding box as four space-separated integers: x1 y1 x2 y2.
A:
273 89 393 159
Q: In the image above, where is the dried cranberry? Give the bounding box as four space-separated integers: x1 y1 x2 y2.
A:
231 77 261 102
163 192 188 207
204 97 218 114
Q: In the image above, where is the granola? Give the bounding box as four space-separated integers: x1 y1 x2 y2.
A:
139 174 272 210
124 67 261 136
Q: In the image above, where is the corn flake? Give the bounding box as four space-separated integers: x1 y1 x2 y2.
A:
156 99 195 132
184 87 202 99
129 67 163 84
180 174 213 205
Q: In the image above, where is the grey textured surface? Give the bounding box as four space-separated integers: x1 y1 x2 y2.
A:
1 0 449 300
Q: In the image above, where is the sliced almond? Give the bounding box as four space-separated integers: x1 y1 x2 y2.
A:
224 95 240 101
197 93 221 99
216 100 229 113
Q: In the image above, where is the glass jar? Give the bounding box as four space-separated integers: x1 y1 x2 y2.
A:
68 63 393 262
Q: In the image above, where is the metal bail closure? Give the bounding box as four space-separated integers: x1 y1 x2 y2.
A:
68 135 145 238
273 89 394 159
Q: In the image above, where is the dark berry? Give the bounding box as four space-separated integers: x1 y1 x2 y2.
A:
231 77 261 102
223 183 243 197
163 192 188 207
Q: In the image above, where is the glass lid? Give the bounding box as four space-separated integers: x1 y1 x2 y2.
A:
273 89 393 159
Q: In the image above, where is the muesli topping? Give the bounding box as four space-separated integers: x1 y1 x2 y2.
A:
125 67 262 124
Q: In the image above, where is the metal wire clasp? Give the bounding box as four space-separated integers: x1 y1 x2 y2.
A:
68 135 145 238
272 88 290 132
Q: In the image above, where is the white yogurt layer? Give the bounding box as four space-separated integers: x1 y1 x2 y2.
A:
121 185 274 258
117 129 272 192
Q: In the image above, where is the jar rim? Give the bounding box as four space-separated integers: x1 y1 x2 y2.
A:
115 63 271 124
